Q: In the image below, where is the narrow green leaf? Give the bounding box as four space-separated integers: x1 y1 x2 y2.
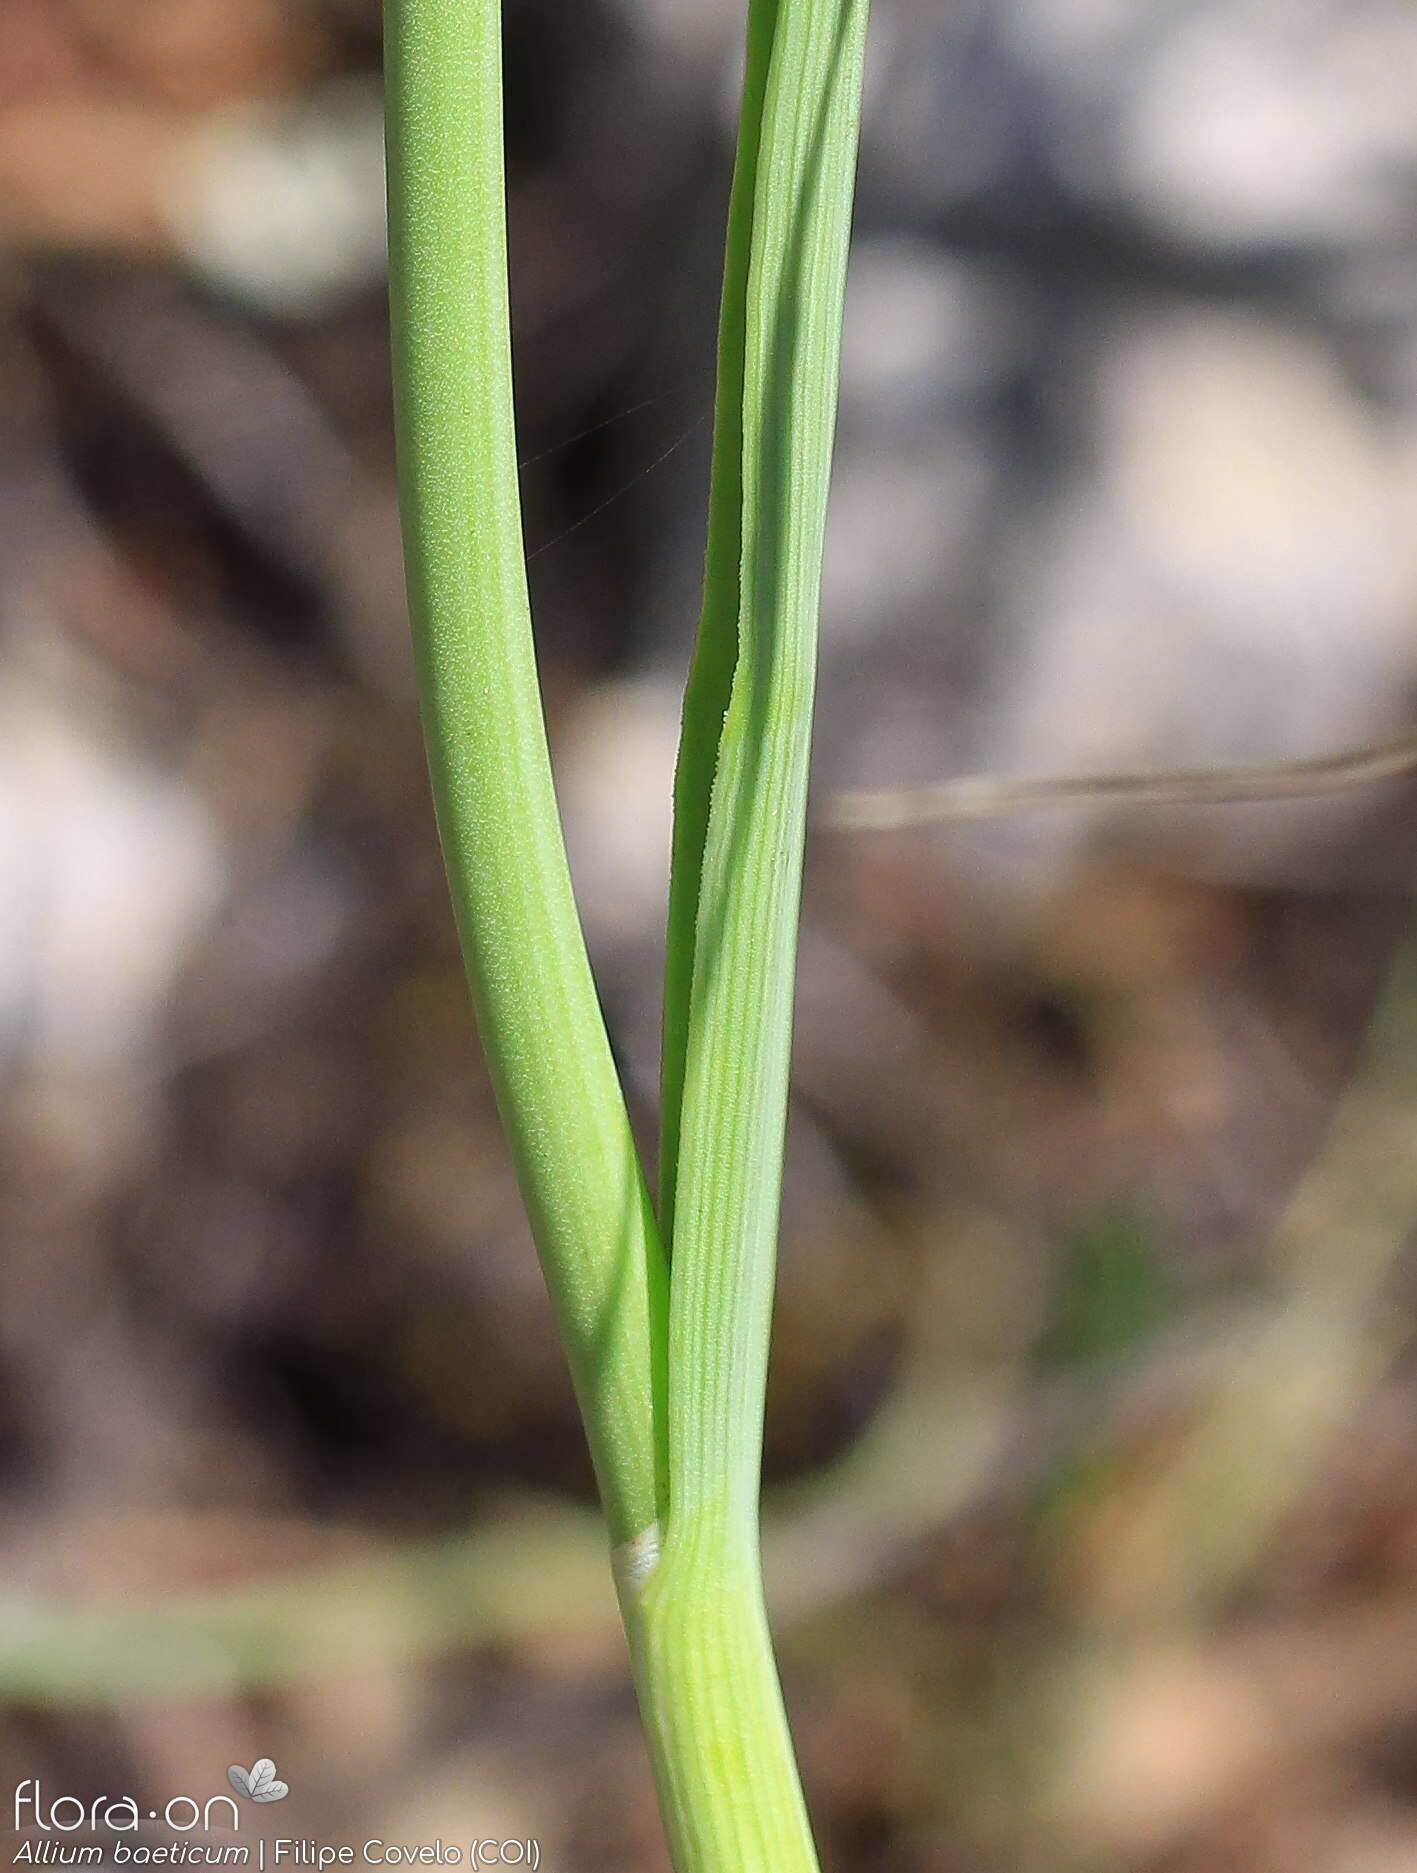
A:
668 0 868 1548
633 1 871 1865
658 0 782 1249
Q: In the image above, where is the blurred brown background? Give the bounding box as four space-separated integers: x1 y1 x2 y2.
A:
4 1 1417 1869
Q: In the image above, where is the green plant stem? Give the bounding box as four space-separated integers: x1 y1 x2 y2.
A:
383 0 666 1551
637 0 871 1866
386 0 868 1862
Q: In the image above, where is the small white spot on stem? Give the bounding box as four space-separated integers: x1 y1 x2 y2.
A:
613 1521 662 1597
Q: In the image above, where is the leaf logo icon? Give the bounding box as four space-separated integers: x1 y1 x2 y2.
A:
228 1761 289 1803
